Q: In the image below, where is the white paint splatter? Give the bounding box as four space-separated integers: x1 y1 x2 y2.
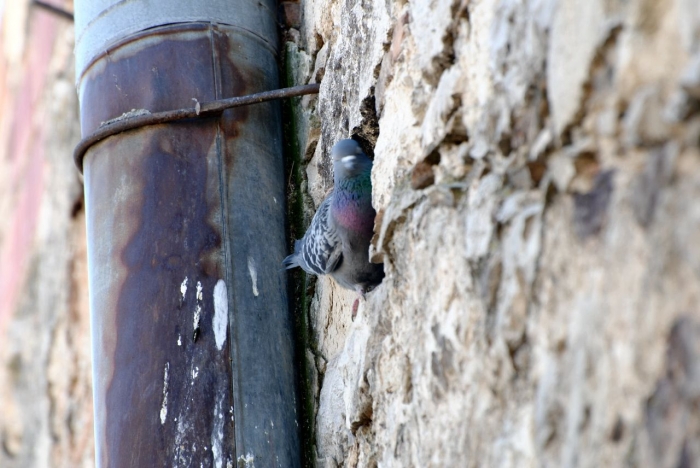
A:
237 453 255 467
180 277 188 300
173 416 191 466
193 305 201 336
211 393 225 468
196 281 203 301
213 280 228 350
160 362 170 425
247 257 259 297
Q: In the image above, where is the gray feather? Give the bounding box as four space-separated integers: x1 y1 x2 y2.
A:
283 197 343 276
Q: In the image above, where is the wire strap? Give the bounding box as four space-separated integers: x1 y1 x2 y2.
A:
74 83 320 172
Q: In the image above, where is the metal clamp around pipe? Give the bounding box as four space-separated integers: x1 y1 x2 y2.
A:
73 83 320 173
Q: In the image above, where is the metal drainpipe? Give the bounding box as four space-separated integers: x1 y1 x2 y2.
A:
74 2 300 467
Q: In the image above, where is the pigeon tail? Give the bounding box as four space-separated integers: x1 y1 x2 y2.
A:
282 239 305 269
282 253 299 270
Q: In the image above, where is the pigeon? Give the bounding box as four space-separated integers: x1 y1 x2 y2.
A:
283 139 384 312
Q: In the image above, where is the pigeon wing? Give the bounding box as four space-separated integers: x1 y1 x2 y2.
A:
283 196 343 276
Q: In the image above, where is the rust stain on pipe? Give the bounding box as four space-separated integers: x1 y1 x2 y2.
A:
82 22 299 466
88 126 230 466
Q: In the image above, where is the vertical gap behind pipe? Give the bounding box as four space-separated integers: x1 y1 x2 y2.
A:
281 46 316 466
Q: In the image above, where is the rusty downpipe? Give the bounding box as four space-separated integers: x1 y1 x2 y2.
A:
74 1 306 466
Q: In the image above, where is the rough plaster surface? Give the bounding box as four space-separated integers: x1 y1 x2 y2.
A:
0 4 93 467
286 0 700 465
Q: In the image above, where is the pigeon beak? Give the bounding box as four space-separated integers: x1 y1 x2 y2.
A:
341 155 357 170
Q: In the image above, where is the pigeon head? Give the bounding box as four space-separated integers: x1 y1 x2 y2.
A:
331 139 372 180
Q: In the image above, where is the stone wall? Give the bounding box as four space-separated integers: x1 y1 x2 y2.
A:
2 0 700 466
284 0 700 465
0 2 93 467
